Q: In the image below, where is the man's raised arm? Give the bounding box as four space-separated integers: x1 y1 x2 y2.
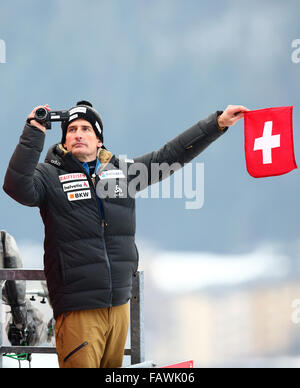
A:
3 105 50 206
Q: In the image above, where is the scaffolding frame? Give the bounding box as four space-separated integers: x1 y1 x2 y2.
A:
0 269 144 368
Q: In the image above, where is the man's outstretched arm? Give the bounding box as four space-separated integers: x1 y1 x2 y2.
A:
131 105 249 191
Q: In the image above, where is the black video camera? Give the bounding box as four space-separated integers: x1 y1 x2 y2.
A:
34 107 69 130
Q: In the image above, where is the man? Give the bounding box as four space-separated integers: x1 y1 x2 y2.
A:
3 100 248 368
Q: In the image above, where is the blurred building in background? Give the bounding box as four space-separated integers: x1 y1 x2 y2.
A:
141 245 300 368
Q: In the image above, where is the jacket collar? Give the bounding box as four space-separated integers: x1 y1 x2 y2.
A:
45 144 114 173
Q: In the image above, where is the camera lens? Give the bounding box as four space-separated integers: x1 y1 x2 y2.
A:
35 107 48 121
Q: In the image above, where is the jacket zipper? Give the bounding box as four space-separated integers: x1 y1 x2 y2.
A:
72 159 113 306
90 173 113 307
184 134 204 150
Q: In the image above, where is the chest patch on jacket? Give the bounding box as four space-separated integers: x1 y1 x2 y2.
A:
67 190 91 201
63 181 90 192
99 170 126 180
59 173 87 183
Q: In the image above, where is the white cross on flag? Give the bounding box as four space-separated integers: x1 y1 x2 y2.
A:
244 106 297 178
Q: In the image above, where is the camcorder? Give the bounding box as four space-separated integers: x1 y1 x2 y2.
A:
34 107 69 130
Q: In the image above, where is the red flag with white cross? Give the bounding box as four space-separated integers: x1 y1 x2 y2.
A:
244 106 297 178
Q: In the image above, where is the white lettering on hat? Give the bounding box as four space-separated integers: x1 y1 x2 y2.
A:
95 121 102 134
69 107 87 115
69 114 78 121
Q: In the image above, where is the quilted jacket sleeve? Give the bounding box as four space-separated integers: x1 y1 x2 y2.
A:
3 124 46 207
130 111 228 192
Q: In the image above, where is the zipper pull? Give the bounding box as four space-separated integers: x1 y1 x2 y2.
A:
91 173 96 187
101 219 108 228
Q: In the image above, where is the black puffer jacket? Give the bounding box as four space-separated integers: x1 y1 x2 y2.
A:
3 111 227 318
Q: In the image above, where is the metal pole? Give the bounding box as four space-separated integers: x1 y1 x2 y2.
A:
0 269 46 281
130 271 145 365
0 281 2 368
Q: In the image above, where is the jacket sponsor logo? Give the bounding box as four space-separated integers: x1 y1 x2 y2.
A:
59 173 87 183
114 184 123 196
63 181 90 192
99 170 126 180
51 159 61 166
67 190 91 201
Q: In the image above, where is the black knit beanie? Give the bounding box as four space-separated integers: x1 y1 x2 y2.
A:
61 100 104 147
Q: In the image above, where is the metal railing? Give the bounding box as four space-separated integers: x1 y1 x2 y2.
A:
0 269 144 368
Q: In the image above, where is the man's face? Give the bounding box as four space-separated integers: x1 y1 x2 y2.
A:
64 119 103 162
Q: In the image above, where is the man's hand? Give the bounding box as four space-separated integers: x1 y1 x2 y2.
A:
217 105 250 130
27 104 51 133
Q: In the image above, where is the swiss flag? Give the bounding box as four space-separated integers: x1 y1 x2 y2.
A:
244 106 297 178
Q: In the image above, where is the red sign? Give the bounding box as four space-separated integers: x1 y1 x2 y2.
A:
244 106 297 178
162 360 194 368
